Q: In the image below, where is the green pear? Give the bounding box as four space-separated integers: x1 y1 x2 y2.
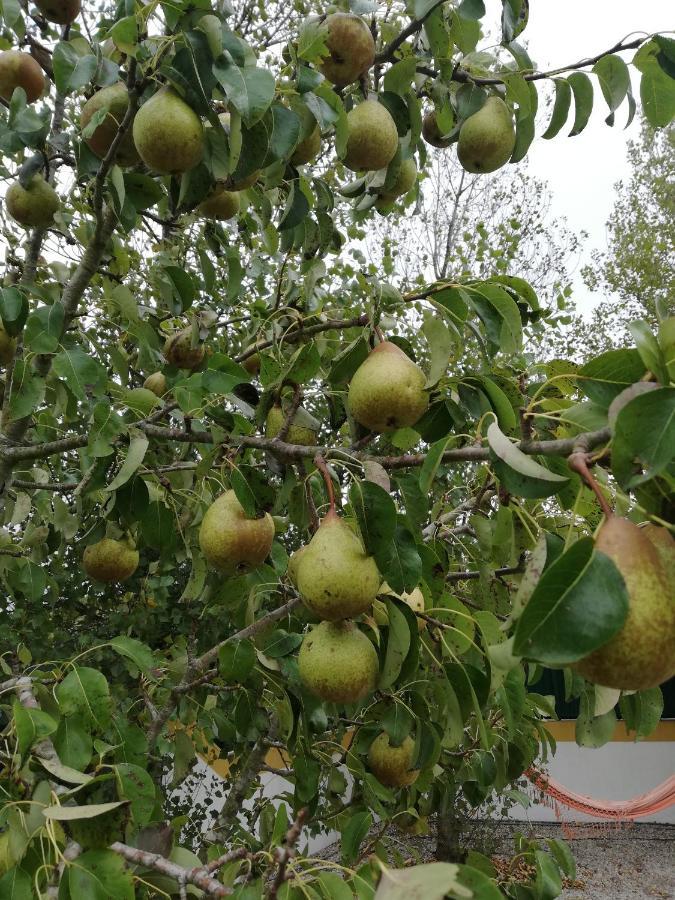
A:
265 403 318 446
0 325 17 366
318 13 375 87
83 538 139 583
242 353 261 376
641 524 675 585
348 341 428 432
6 175 59 228
199 490 275 573
291 122 321 166
124 387 160 417
368 733 419 787
133 88 204 175
377 158 417 207
298 620 379 703
457 96 516 174
35 0 80 24
343 100 399 172
575 518 675 691
164 328 205 370
287 545 308 587
80 83 140 167
198 186 240 220
0 51 45 104
143 372 167 397
296 511 380 620
422 110 452 148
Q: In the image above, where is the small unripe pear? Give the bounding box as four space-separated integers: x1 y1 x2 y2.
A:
298 620 379 703
457 96 516 175
242 354 261 376
296 511 380 620
198 187 240 220
0 51 45 104
343 100 399 172
422 110 452 148
133 88 204 175
574 518 675 690
80 83 140 167
163 328 205 370
83 538 139 583
291 123 321 165
265 403 317 446
0 326 17 366
199 490 275 574
124 387 160 417
377 158 417 206
34 0 80 24
368 733 419 787
143 372 167 397
348 341 428 432
318 13 375 87
5 175 59 229
380 582 426 631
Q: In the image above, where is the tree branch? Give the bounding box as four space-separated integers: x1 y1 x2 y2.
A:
374 0 446 65
109 842 232 896
235 314 369 364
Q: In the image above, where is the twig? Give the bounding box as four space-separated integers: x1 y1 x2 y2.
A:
268 809 307 899
313 454 336 513
274 384 302 444
109 842 232 896
568 450 613 519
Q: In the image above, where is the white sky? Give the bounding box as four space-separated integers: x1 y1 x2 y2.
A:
484 0 673 313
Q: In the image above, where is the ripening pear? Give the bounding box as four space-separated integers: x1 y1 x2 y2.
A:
291 122 321 166
376 158 417 208
80 83 140 167
641 524 675 585
343 100 399 172
295 511 380 620
35 0 80 24
457 96 516 174
5 175 59 228
0 51 45 104
348 341 428 432
318 13 375 87
298 620 379 703
574 518 675 691
143 372 167 397
368 733 419 787
83 538 139 583
265 403 317 446
198 186 240 221
380 582 426 631
422 110 452 148
0 325 17 367
164 328 205 370
199 490 275 574
133 88 204 175
287 545 308 587
124 387 160 417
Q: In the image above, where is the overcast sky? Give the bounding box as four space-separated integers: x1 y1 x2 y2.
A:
485 0 672 313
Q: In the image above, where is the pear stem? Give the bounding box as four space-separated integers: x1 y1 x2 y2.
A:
568 451 614 520
314 454 336 514
374 326 385 343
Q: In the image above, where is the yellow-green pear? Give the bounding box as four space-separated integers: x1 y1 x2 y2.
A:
198 186 240 220
124 387 160 417
265 403 317 446
343 100 398 172
298 620 378 703
143 372 167 397
296 511 380 620
133 88 204 175
291 122 321 165
348 341 428 432
575 518 675 691
377 158 417 207
80 83 140 167
199 490 275 574
0 51 45 104
368 733 419 787
83 538 139 583
0 325 17 366
380 582 426 631
457 96 516 174
242 353 261 375
318 13 375 87
641 524 675 585
6 175 59 228
287 545 308 587
164 328 205 370
422 110 452 148
35 0 80 24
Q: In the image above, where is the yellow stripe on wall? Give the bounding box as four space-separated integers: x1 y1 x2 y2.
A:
546 720 675 742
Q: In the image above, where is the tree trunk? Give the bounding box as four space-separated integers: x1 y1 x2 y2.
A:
435 813 468 863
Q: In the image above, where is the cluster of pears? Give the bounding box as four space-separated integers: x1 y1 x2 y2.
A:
423 96 516 175
574 517 675 691
348 340 428 433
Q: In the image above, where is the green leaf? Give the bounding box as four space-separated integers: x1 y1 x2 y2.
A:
379 599 412 690
219 639 256 682
69 849 135 899
328 335 369 385
230 467 258 518
56 667 112 730
422 310 454 387
40 756 92 784
214 61 275 126
52 347 108 401
547 838 576 880
620 687 664 740
383 57 418 96
513 538 629 665
378 525 423 595
115 763 155 826
627 320 669 386
381 704 414 746
104 432 148 492
542 78 572 139
374 862 470 899
0 867 32 900
487 419 569 499
578 348 646 406
23 303 65 353
341 810 371 866
0 287 29 335
568 72 594 136
633 40 675 127
54 715 92 770
534 850 563 900
261 629 303 658
612 387 675 488
12 702 57 757
284 340 321 384
7 362 45 422
465 283 522 354
575 690 616 748
419 436 455 494
140 501 177 553
44 801 127 820
164 266 195 312
278 179 310 231
592 54 630 115
109 636 155 674
349 480 396 559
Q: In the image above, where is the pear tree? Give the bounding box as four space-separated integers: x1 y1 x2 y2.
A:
0 1 674 898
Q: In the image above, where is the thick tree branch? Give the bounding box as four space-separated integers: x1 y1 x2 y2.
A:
236 314 369 363
374 0 446 65
109 842 232 896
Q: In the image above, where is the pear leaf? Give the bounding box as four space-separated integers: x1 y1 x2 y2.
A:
487 420 569 498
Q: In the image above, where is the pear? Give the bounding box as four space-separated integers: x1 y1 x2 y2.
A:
265 403 317 446
318 13 375 87
348 341 428 432
242 353 261 376
198 186 240 221
0 325 17 366
132 88 204 175
422 110 452 149
343 100 399 172
199 490 275 573
164 328 205 370
35 0 80 24
0 51 45 104
287 545 308 587
5 175 59 228
83 538 139 583
296 511 380 620
124 387 160 417
368 733 419 787
298 620 379 703
457 96 515 175
291 122 321 166
641 524 675 585
143 372 167 397
380 582 426 631
574 517 675 691
80 83 140 167
377 158 417 207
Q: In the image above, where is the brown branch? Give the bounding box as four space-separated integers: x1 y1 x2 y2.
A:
313 454 336 513
268 808 307 899
274 384 302 444
445 559 525 582
109 842 232 896
568 450 613 519
235 314 369 364
374 1 446 64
